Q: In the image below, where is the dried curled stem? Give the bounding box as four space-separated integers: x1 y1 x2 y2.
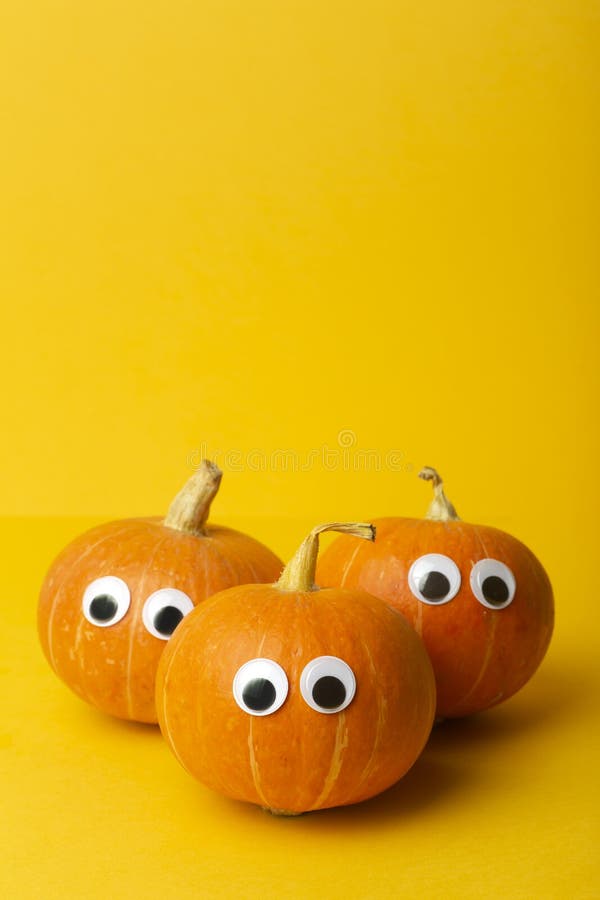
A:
419 466 460 522
277 522 376 592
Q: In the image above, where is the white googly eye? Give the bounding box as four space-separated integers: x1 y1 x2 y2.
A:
300 656 356 714
82 576 130 627
142 588 194 640
232 659 288 716
470 559 516 609
408 553 461 605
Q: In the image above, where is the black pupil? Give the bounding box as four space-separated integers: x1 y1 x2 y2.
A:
482 575 510 605
153 606 184 636
89 594 118 622
242 678 276 711
312 676 346 709
419 570 450 601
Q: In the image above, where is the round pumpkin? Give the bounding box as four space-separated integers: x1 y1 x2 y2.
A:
316 468 554 719
156 522 436 815
38 461 283 723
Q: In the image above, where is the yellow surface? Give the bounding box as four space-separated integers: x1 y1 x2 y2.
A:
1 0 599 896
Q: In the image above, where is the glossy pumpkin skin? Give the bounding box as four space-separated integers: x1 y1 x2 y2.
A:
38 518 283 723
316 518 554 719
156 582 436 814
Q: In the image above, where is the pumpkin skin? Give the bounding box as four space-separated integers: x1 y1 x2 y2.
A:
157 525 436 815
38 464 283 723
316 475 554 719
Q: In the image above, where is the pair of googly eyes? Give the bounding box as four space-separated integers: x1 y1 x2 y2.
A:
408 555 516 609
82 576 193 640
233 656 356 717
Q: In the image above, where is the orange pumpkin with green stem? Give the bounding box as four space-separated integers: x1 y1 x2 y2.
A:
38 460 283 723
316 468 554 719
156 522 436 815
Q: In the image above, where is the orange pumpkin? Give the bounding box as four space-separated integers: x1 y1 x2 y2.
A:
38 461 283 723
156 522 436 815
317 468 554 719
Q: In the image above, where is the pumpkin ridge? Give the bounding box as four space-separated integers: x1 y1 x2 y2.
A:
310 711 349 810
45 521 141 674
156 636 194 776
303 590 356 810
356 639 386 788
210 528 264 585
247 719 269 808
76 523 167 718
204 532 239 593
124 530 171 720
71 611 86 675
455 613 498 711
413 588 424 637
238 543 261 584
449 525 497 712
339 540 364 587
244 587 284 809
473 524 492 559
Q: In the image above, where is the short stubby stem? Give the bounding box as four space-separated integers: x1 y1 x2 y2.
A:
163 459 222 536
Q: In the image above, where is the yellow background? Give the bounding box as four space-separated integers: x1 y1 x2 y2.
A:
1 0 598 897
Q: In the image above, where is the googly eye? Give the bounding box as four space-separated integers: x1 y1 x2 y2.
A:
142 588 194 640
470 559 516 609
300 656 356 714
82 576 131 627
408 553 461 605
232 659 288 716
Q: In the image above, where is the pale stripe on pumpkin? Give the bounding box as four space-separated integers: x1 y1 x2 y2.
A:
213 532 256 586
125 532 170 719
310 712 349 810
247 721 269 808
46 524 135 673
453 526 498 710
157 642 195 776
243 553 262 584
413 598 423 637
454 610 498 710
357 640 387 787
338 542 363 587
205 538 237 597
72 610 87 685
245 622 271 806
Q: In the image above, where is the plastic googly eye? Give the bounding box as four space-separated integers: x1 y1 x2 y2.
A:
408 553 461 605
300 656 356 714
233 658 288 716
142 588 194 639
82 576 130 627
470 559 515 609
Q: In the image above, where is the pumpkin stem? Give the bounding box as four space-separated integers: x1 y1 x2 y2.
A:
163 459 222 536
262 807 303 817
419 467 460 522
277 522 375 592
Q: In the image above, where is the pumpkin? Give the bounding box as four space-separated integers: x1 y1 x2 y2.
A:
316 468 554 719
38 461 283 723
156 522 436 815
